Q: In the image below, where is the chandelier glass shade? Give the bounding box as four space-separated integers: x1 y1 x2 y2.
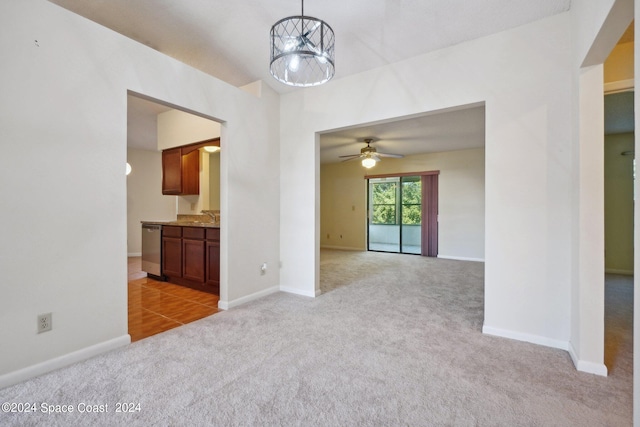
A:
270 3 335 87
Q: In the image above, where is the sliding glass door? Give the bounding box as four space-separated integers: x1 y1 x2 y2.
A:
369 178 400 253
368 176 422 254
400 176 422 254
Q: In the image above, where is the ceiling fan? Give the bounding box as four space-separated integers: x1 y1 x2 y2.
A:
339 138 403 168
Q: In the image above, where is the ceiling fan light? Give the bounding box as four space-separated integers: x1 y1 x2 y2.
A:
362 157 377 168
270 1 335 87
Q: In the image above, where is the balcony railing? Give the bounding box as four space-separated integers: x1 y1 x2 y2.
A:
368 224 421 254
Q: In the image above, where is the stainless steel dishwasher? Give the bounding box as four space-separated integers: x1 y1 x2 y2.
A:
141 224 162 279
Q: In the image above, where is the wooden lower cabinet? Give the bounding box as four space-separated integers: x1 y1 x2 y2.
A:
183 239 205 282
206 241 220 293
161 225 220 295
162 237 182 277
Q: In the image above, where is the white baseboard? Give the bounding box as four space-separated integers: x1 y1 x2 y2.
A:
483 326 609 377
218 286 280 310
604 268 633 276
320 245 364 251
217 283 320 310
0 335 131 390
568 343 608 376
128 252 142 257
280 286 320 297
438 255 485 262
482 325 569 351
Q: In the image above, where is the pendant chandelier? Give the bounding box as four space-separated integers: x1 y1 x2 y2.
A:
270 0 335 87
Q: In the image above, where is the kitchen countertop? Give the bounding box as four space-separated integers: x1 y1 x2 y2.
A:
141 220 220 229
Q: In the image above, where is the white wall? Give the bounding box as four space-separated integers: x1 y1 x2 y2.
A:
574 0 629 68
0 0 280 386
157 109 221 150
126 148 176 255
320 148 485 261
281 13 576 351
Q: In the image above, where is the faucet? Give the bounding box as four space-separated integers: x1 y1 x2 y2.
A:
202 210 219 223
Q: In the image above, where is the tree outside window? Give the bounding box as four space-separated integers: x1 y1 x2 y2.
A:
370 177 421 225
371 182 397 224
401 177 421 225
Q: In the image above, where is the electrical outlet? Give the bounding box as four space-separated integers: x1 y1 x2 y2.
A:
37 313 52 333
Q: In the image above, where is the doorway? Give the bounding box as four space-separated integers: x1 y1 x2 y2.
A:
601 21 634 378
603 90 634 375
126 92 223 341
366 172 439 256
367 176 421 254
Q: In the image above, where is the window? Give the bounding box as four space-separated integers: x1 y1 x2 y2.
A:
401 176 421 225
371 181 398 225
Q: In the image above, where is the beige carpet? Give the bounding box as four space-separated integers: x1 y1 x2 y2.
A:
0 249 632 426
605 273 634 378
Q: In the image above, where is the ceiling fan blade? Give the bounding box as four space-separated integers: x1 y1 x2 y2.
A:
341 157 362 163
377 153 404 158
338 154 361 158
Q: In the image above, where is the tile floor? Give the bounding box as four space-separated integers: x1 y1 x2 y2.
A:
128 257 220 342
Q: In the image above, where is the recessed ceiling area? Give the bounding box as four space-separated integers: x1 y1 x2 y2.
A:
320 104 485 164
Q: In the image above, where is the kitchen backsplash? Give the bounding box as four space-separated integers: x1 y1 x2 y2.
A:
177 210 220 223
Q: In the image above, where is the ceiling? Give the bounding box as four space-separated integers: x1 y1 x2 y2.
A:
127 95 172 151
49 0 571 94
319 105 485 163
59 1 569 156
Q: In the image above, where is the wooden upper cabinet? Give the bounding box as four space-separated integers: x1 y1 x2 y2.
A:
180 150 200 195
162 148 182 194
162 147 200 195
